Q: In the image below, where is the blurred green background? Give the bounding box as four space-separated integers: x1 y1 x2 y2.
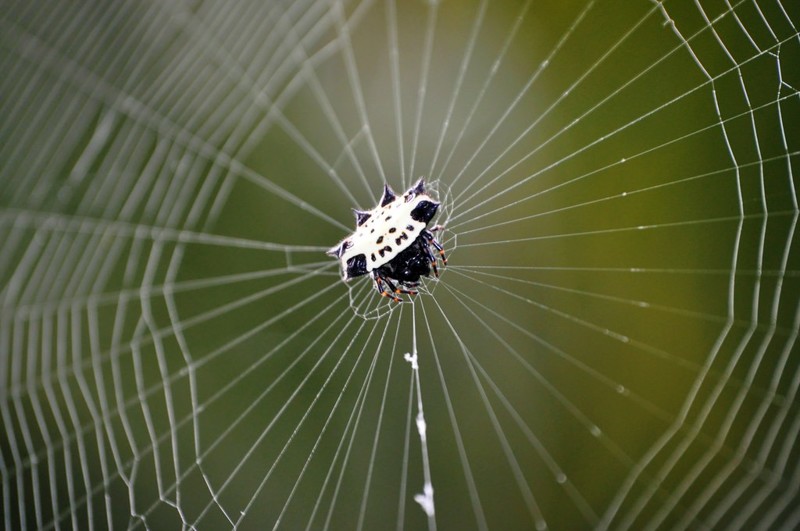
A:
1 0 799 529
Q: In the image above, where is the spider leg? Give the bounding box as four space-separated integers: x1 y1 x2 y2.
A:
372 270 402 303
422 229 447 267
383 275 418 298
419 241 439 277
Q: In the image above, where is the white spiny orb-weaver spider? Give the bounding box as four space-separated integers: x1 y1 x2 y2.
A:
327 179 447 302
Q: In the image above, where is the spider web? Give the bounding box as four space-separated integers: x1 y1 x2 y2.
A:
1 0 799 529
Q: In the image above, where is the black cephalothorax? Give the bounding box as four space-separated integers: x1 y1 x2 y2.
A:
376 234 434 283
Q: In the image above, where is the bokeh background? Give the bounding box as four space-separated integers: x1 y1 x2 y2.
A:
2 0 799 529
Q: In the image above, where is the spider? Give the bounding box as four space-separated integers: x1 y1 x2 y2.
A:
327 179 447 302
